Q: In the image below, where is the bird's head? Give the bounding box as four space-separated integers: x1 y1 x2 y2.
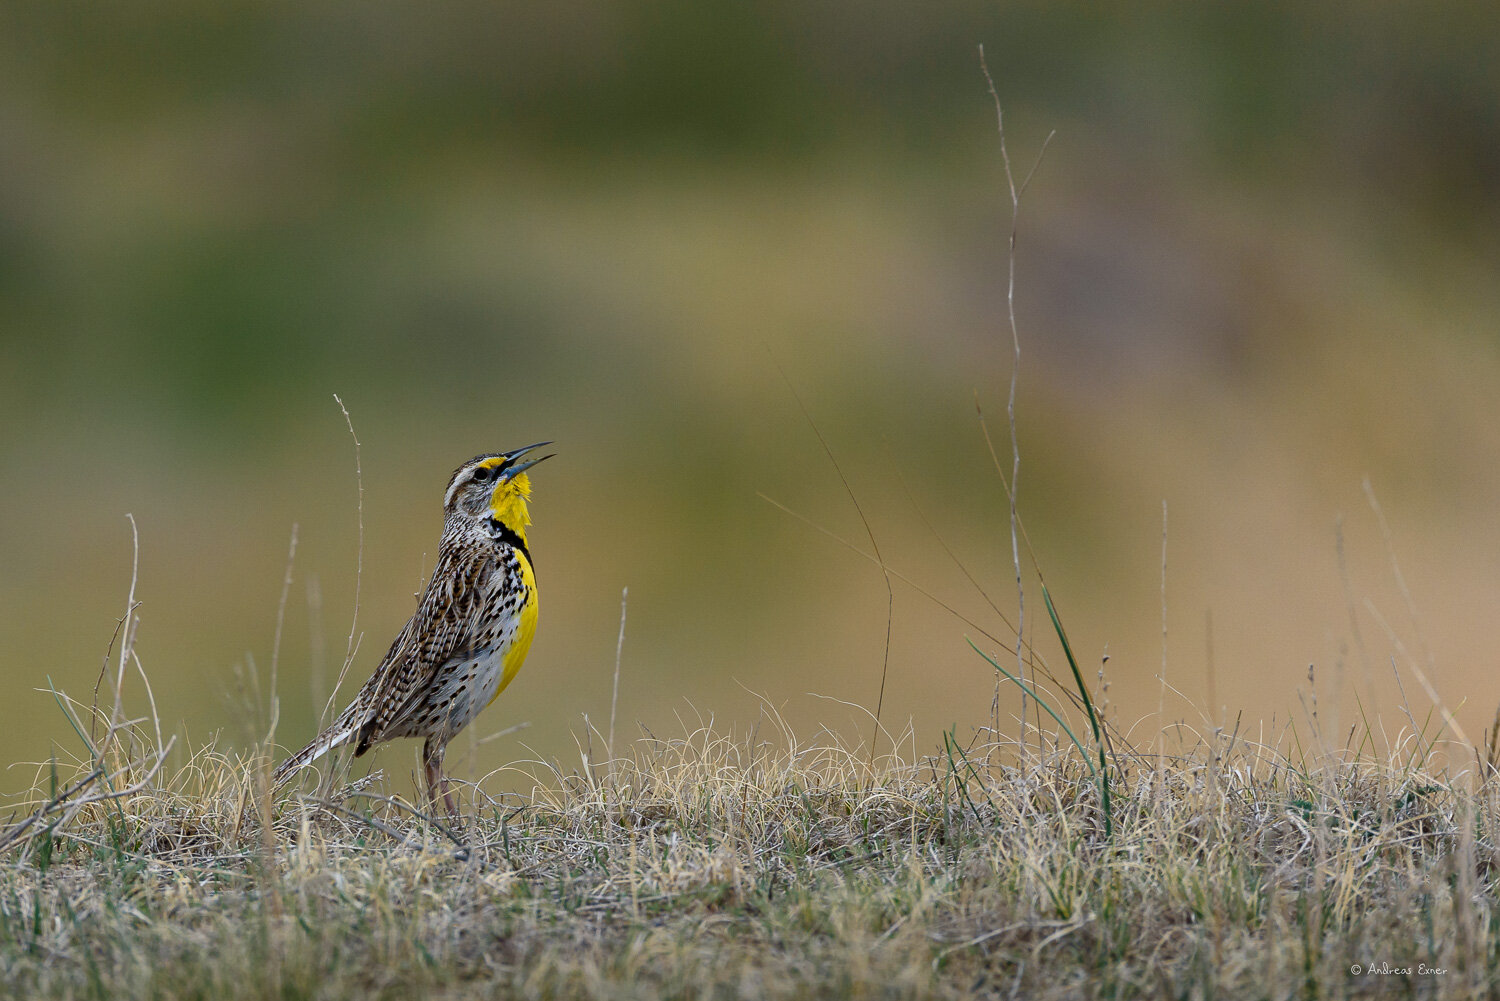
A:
444 443 554 537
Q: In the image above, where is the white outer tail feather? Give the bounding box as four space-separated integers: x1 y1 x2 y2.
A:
272 718 359 787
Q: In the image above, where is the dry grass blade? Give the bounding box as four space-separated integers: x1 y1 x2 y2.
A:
771 365 895 762
309 794 470 861
266 522 298 745
979 46 1055 752
325 394 365 731
608 586 628 768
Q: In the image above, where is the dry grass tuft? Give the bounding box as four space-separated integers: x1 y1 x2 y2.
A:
3 675 1499 1000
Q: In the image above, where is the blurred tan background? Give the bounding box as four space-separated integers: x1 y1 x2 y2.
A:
3 4 1499 795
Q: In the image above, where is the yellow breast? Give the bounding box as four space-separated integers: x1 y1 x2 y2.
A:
487 554 538 708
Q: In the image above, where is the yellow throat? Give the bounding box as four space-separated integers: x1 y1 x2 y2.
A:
488 470 533 545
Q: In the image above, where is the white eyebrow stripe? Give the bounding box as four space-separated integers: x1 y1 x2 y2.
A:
443 468 472 508
445 457 504 508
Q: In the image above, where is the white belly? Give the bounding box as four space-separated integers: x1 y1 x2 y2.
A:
401 644 507 743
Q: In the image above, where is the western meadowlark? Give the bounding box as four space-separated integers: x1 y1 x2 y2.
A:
273 443 553 815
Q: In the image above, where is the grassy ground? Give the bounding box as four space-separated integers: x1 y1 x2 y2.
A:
4 671 1498 1001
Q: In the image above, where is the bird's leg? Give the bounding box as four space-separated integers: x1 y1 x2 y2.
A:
422 737 459 818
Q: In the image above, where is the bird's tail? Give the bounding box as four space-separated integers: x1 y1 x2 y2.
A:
272 711 361 788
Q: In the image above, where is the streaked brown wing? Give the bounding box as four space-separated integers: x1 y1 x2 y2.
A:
356 543 495 749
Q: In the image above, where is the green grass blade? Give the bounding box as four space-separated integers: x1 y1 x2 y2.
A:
1040 583 1113 838
46 678 100 764
968 637 1096 783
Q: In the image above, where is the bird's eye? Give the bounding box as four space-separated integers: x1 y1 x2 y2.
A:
472 466 495 483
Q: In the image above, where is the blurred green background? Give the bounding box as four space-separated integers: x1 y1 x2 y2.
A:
4 3 1500 795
